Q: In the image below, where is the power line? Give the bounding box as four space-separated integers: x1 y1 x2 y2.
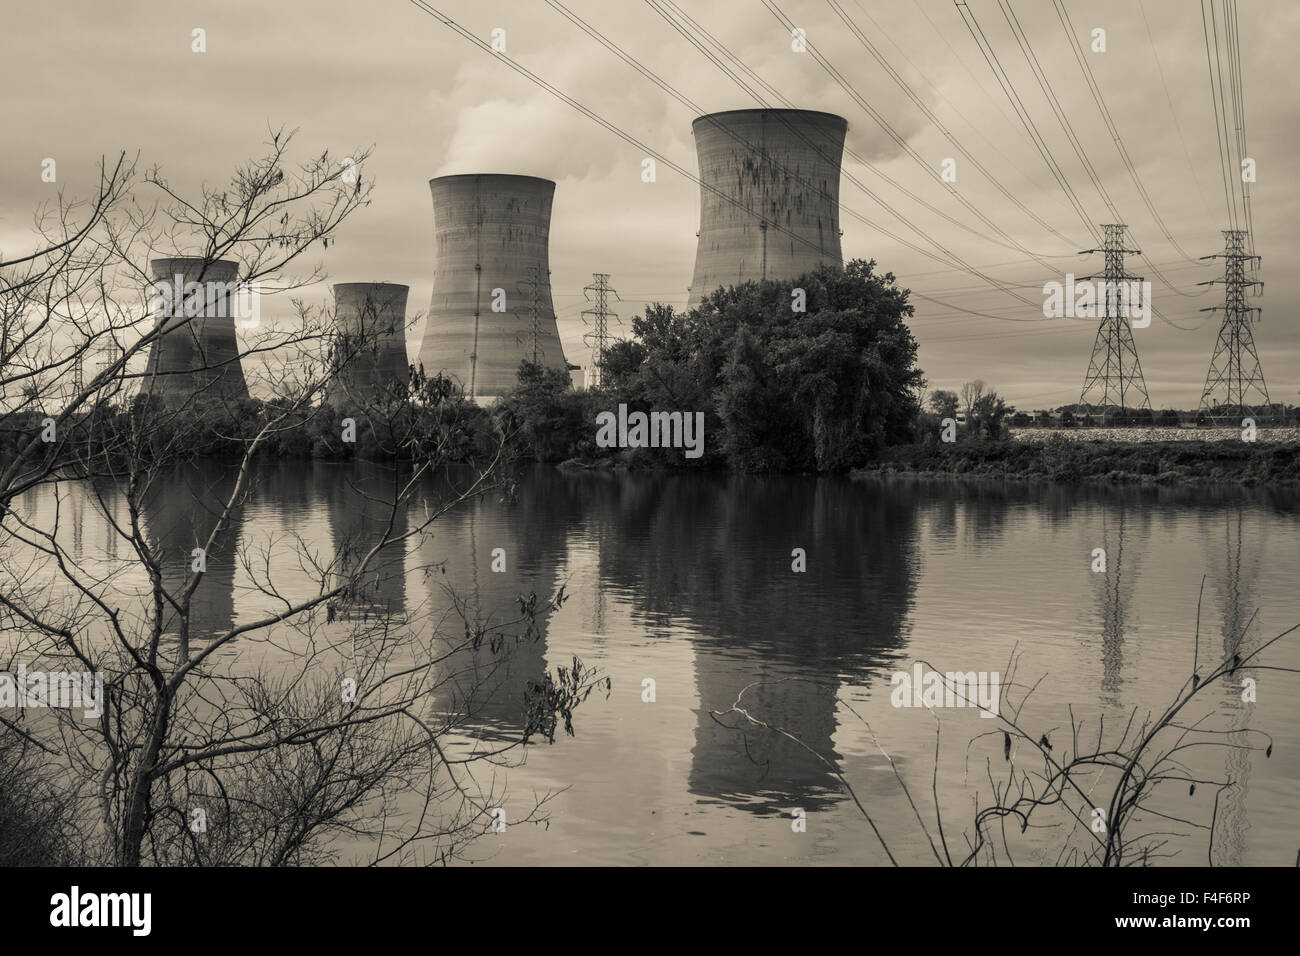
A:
1053 0 1197 263
405 0 1207 334
758 0 1083 255
1137 0 1212 213
1223 0 1255 256
543 0 1052 317
403 0 847 300
825 0 1082 262
1010 0 1206 298
953 0 1100 245
636 0 1061 281
848 0 1056 199
956 0 1204 329
1202 0 1240 231
629 0 1090 316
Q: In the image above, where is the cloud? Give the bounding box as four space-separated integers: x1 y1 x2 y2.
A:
1 0 1297 407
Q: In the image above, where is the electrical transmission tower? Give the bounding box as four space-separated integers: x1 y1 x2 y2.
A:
1078 224 1151 417
98 338 124 406
72 350 85 400
518 265 549 365
581 273 620 388
1198 229 1267 422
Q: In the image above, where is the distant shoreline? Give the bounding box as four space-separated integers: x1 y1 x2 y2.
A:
1007 425 1300 444
853 436 1300 486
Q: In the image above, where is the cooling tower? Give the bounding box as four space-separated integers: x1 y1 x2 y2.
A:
687 109 847 310
326 282 410 408
143 257 250 402
417 174 569 402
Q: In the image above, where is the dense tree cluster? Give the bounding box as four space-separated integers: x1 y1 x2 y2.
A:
582 259 924 472
3 260 926 475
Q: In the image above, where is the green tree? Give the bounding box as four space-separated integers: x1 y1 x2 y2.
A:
619 260 923 471
492 360 591 462
929 389 959 419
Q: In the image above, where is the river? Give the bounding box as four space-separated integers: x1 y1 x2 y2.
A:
7 462 1300 865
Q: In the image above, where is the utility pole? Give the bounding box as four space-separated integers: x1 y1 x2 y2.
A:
1078 224 1151 418
1198 229 1268 423
581 273 620 388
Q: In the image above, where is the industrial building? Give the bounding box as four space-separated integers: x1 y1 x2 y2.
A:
417 173 570 403
326 282 410 408
687 109 847 310
143 257 250 403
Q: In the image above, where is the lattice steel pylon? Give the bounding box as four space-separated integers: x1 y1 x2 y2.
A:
72 350 85 400
1078 224 1151 415
581 273 619 388
1198 229 1268 422
517 265 549 366
97 337 124 406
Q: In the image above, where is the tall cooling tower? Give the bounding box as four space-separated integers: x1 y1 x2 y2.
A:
417 174 569 402
144 257 250 402
688 109 847 310
327 282 410 408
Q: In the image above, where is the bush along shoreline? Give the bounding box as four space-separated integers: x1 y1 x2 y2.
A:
853 435 1300 486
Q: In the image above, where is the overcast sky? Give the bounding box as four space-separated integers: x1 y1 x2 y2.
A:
2 0 1297 408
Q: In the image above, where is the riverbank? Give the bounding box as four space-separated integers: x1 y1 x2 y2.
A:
854 436 1300 486
1008 425 1300 443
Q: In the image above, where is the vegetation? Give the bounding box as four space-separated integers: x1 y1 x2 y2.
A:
715 583 1297 865
4 258 925 476
608 260 922 471
856 434 1300 485
0 137 603 867
500 259 924 472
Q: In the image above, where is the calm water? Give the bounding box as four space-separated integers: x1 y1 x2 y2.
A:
10 464 1300 866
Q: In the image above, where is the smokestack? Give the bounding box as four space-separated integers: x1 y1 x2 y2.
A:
327 282 410 408
688 109 847 310
417 174 569 403
143 257 250 402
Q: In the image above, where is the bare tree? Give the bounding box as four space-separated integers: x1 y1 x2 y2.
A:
711 583 1296 867
0 131 604 866
959 380 985 421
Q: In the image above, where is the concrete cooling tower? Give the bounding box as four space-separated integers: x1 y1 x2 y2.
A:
687 109 847 310
143 257 250 402
417 174 569 402
327 282 410 408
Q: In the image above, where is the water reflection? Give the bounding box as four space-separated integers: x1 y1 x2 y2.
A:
1093 507 1146 706
413 469 588 736
1206 506 1263 866
11 463 1300 865
586 473 922 815
316 465 408 620
139 464 245 643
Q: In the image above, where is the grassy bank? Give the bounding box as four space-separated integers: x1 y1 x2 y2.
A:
854 435 1300 486
1008 425 1300 444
